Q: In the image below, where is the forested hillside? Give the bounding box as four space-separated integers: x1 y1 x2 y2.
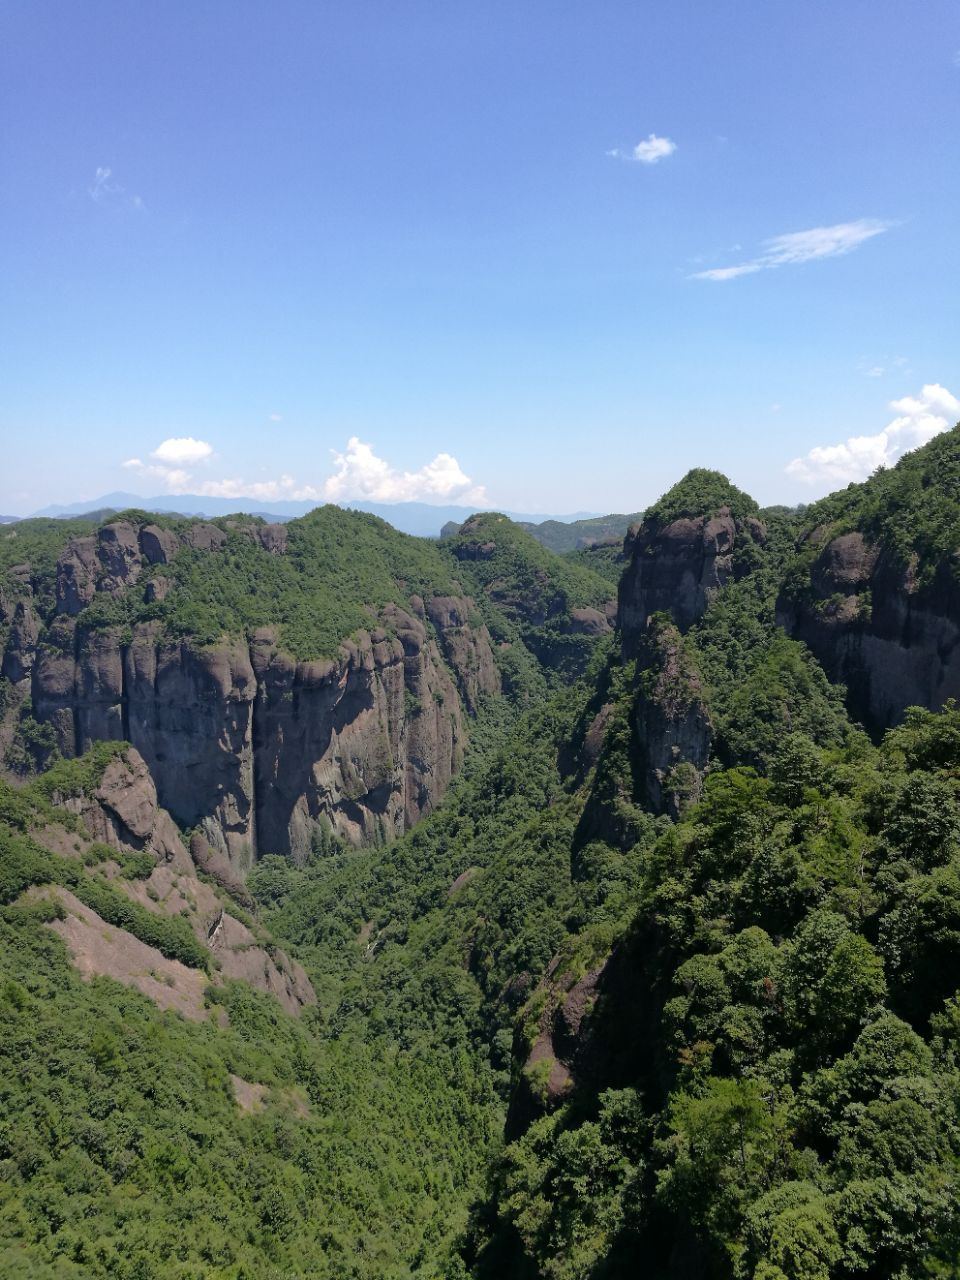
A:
3 426 960 1278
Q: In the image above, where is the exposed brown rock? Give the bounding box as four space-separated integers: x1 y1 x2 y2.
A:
251 606 469 857
37 886 209 1021
88 748 194 870
425 595 500 713
144 575 171 603
97 522 142 594
567 606 612 636
55 536 99 615
20 517 501 861
182 522 226 552
230 1074 267 1112
189 831 256 909
508 954 608 1135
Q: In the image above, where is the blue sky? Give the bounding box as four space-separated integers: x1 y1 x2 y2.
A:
2 1 959 517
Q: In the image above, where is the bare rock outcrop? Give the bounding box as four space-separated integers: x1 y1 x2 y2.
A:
140 524 180 565
1 599 41 683
250 599 497 858
633 620 713 818
31 602 498 865
424 595 500 712
6 515 501 862
508 954 608 1136
51 746 316 1015
777 529 960 732
619 506 766 652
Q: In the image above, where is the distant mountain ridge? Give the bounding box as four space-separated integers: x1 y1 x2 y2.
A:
29 491 604 538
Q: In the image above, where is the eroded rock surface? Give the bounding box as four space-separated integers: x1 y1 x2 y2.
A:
8 518 501 862
52 746 316 1015
633 620 713 818
777 529 960 732
619 506 766 652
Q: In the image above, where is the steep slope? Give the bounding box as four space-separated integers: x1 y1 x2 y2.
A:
461 464 960 1279
0 746 500 1278
777 420 960 732
449 512 616 678
7 440 960 1280
1 507 502 863
0 744 315 1016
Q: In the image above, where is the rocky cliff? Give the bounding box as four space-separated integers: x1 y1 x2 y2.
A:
613 486 760 814
619 504 766 653
42 745 316 1015
633 619 712 818
2 515 501 865
777 528 960 733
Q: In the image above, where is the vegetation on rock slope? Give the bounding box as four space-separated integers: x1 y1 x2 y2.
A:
4 428 960 1277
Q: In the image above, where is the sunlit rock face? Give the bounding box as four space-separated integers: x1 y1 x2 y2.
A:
8 519 500 866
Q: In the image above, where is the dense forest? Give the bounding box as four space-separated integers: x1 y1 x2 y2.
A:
4 426 960 1277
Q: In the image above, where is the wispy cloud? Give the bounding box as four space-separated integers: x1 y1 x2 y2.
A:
785 383 960 487
323 438 488 505
858 355 911 379
89 167 116 202
88 165 144 211
692 218 893 282
607 133 677 164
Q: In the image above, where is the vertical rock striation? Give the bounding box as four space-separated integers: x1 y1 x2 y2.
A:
8 518 501 865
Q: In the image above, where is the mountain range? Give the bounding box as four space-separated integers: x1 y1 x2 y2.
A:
27 491 610 541
3 426 960 1277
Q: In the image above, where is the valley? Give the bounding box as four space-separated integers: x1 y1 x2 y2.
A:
4 431 960 1277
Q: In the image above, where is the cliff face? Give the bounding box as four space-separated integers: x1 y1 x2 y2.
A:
777 529 960 733
633 620 712 818
619 506 766 654
614 506 755 814
5 519 500 865
45 746 316 1016
248 598 497 859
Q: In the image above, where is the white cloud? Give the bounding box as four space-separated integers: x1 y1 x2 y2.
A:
121 451 319 502
122 438 214 490
694 262 764 282
191 475 321 502
607 133 677 164
323 437 488 506
632 134 676 164
269 412 283 422
118 434 487 508
150 437 214 466
785 384 960 486
692 218 893 282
